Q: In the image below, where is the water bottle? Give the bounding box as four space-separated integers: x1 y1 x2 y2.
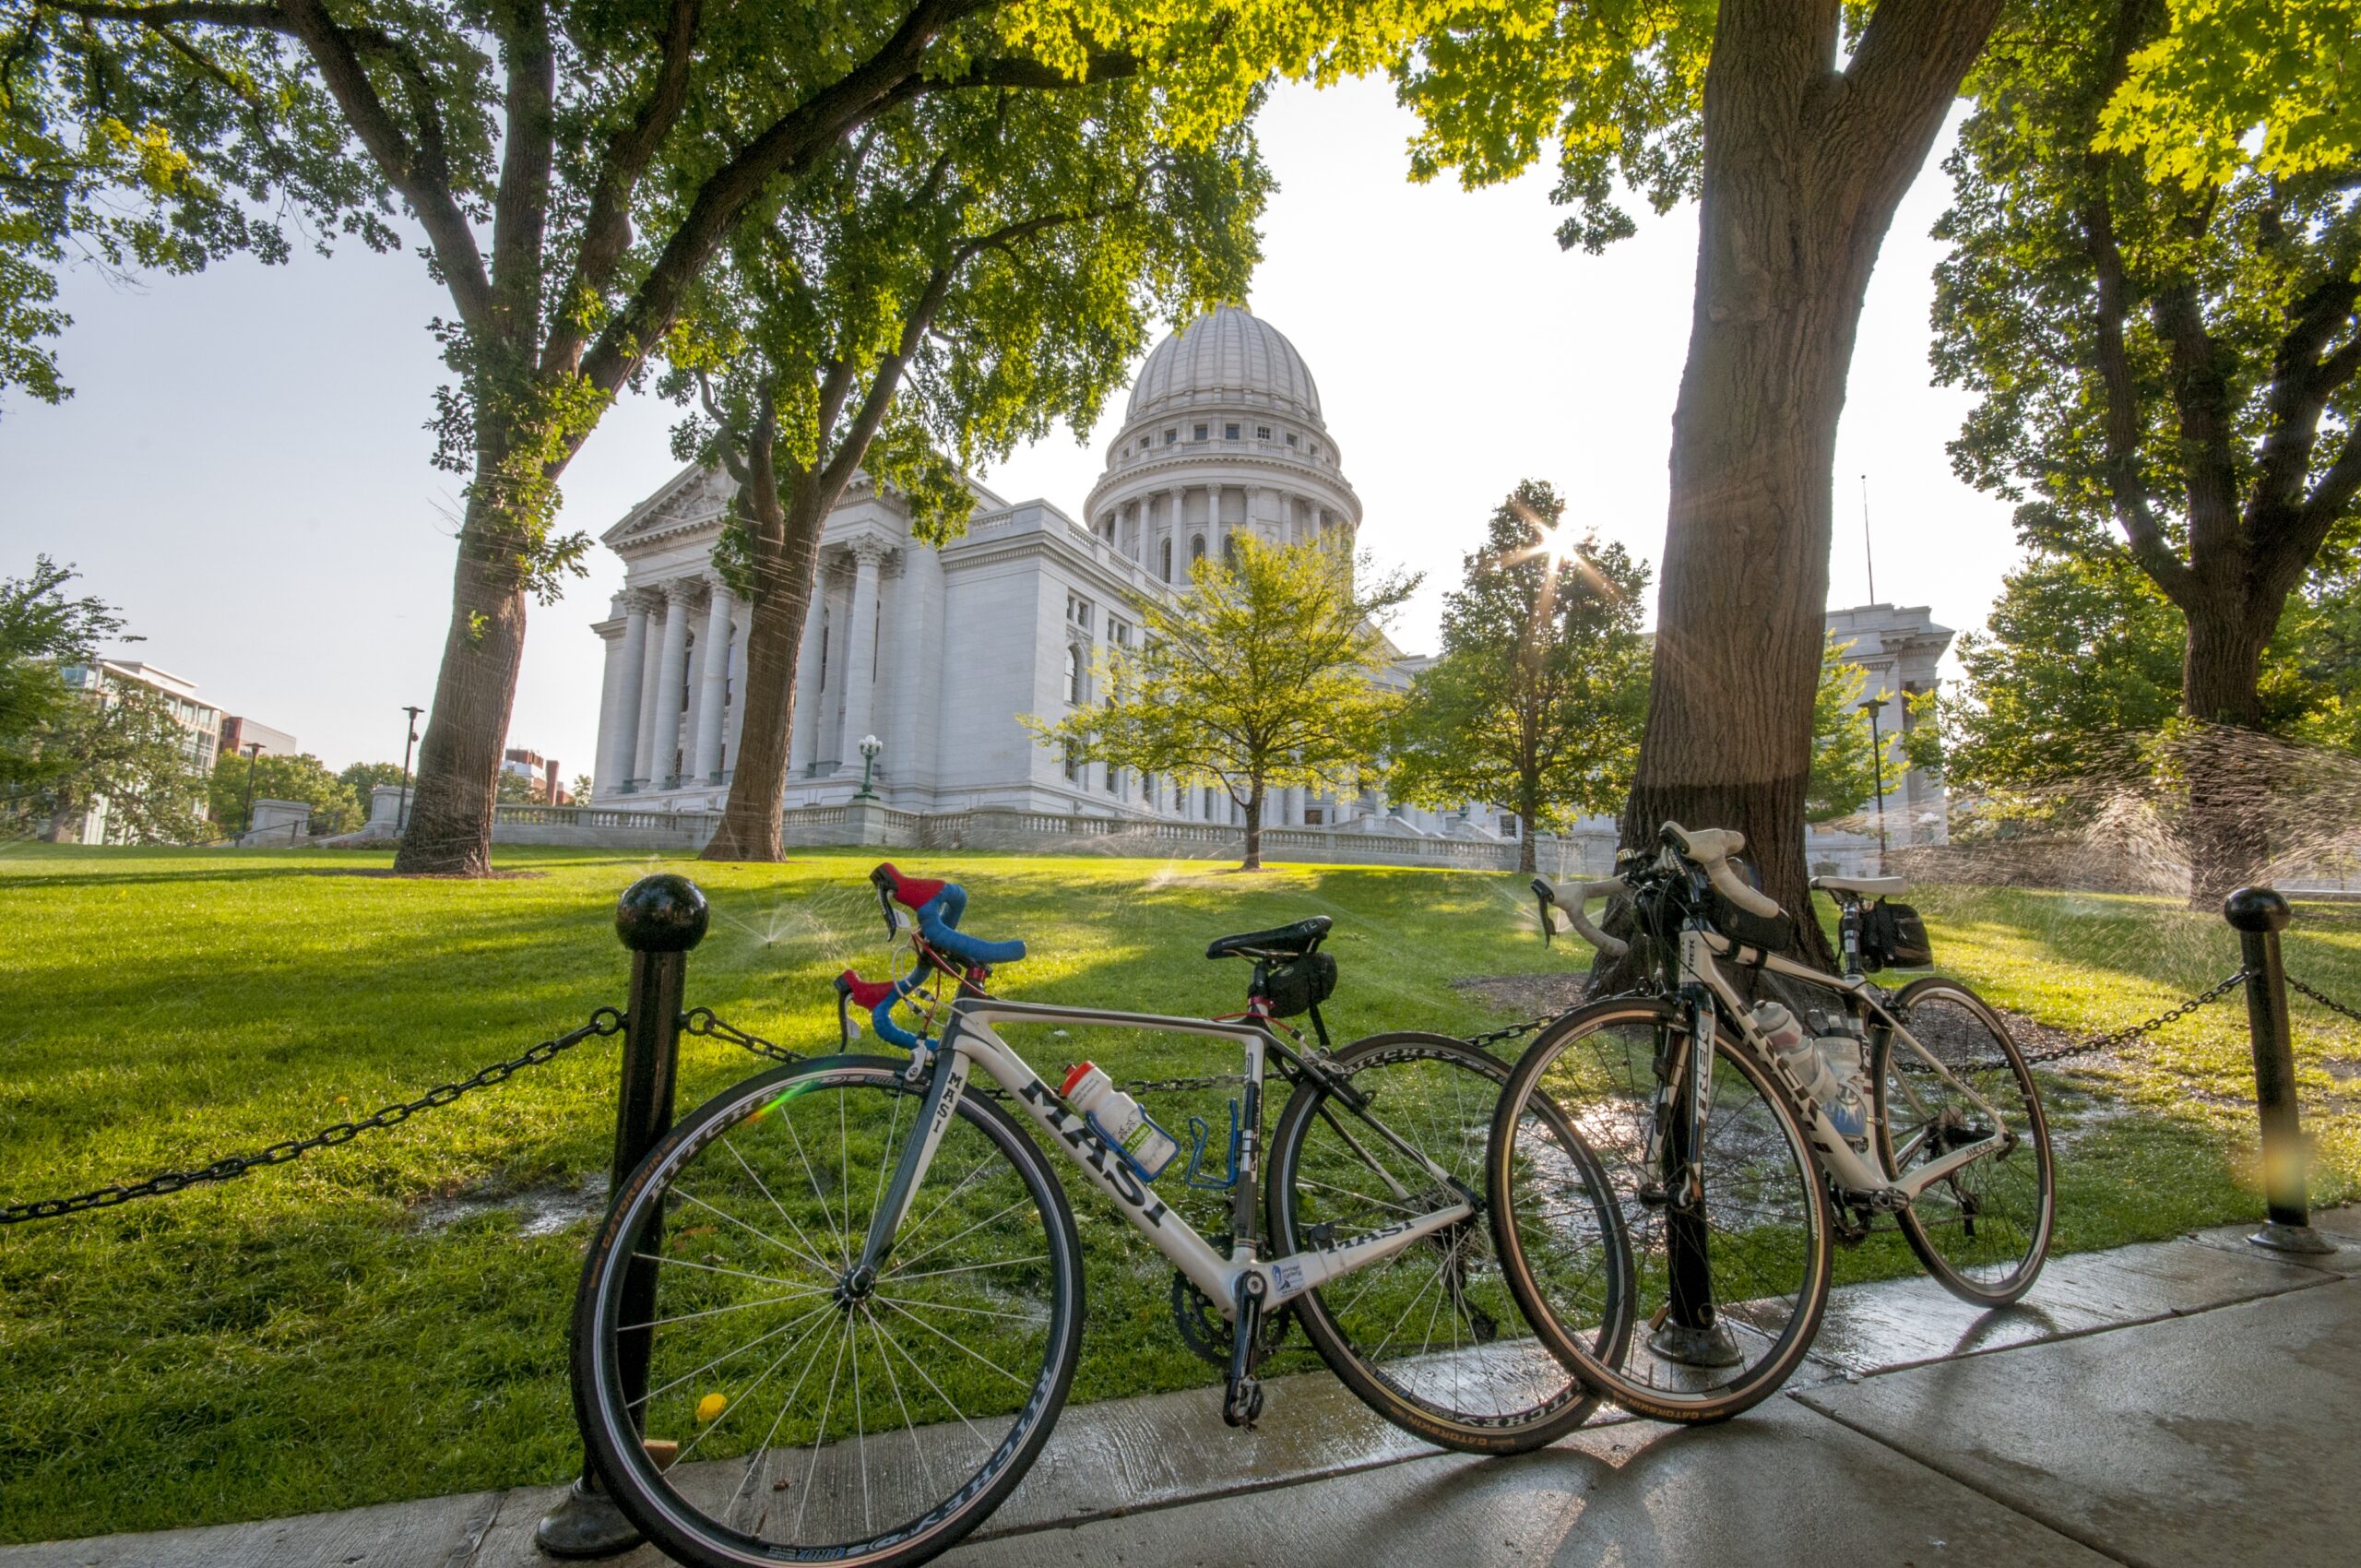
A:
1753 1002 1835 1101
1816 1033 1869 1144
1060 1063 1180 1180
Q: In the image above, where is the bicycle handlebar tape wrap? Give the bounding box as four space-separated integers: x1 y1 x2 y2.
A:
875 866 1028 970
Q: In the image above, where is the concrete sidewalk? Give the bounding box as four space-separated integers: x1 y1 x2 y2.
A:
9 1210 2355 1568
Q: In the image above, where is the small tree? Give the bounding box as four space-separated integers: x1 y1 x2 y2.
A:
1029 537 1415 870
208 751 362 836
1 556 128 803
18 679 205 843
1807 637 1883 826
1387 480 1650 873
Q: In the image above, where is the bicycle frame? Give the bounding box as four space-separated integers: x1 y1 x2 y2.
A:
1677 924 2014 1203
851 996 1477 1317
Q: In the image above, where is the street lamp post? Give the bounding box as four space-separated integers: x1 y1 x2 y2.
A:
855 734 883 800
1857 693 1890 873
239 741 264 838
397 705 424 833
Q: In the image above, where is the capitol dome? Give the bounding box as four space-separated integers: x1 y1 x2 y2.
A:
1124 304 1323 427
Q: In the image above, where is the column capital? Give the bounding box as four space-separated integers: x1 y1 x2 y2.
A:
623 585 664 614
663 576 705 606
848 537 890 567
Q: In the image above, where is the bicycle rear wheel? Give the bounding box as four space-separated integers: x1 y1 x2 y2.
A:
1489 997 1833 1425
572 1056 1082 1568
1876 979 2055 1307
1267 1031 1626 1454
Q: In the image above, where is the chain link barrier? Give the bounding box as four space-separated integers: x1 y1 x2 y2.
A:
2287 973 2361 1028
0 1007 626 1227
2012 968 2252 1066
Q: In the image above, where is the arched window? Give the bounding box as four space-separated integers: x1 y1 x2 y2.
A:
1159 539 1173 581
1191 534 1206 562
1064 644 1085 705
1223 534 1239 567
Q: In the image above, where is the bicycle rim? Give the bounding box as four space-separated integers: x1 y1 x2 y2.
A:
1269 1031 1619 1454
1878 980 2055 1306
1490 999 1832 1424
572 1058 1081 1568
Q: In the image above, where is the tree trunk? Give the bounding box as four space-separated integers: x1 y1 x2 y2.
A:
1619 0 2001 959
392 484 530 876
1518 781 1539 875
704 482 825 862
1241 786 1264 871
2180 587 2274 904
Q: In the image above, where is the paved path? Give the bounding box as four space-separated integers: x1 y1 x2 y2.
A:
9 1211 2355 1568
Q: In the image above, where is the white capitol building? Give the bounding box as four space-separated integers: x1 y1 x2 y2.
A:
587 305 1948 852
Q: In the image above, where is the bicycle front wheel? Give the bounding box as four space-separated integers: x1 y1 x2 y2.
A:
1267 1030 1625 1454
1489 997 1833 1425
572 1056 1083 1568
1877 978 2055 1306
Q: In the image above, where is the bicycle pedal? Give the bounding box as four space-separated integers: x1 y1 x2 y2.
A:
1223 1378 1264 1429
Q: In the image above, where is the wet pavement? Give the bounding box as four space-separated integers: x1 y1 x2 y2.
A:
6 1213 2354 1568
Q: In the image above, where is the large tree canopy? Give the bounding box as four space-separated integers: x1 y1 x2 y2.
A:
1386 479 1651 873
2 0 1445 873
669 72 1265 860
1934 0 2361 897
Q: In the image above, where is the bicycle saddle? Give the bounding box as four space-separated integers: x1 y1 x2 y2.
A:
1204 917 1331 960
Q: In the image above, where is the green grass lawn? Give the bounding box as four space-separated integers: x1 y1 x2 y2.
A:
2 844 2355 1543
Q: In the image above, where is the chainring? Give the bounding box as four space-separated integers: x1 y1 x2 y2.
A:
1170 1268 1291 1369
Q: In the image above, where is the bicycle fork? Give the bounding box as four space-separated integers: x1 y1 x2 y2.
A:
1646 989 1740 1366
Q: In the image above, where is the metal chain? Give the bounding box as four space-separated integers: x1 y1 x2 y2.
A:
2015 968 2250 1065
680 1007 805 1064
2287 974 2361 1028
1464 1016 1560 1051
681 1008 1240 1098
0 1007 627 1227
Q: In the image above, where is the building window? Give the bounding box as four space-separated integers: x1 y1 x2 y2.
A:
1223 534 1239 566
1063 743 1082 782
1305 807 1324 826
1106 764 1121 796
1064 644 1086 705
1160 539 1173 580
1256 424 1272 440
1224 422 1240 441
1285 432 1298 447
1191 534 1206 562
1109 617 1132 649
1192 422 1208 442
817 615 829 690
1500 814 1520 838
1066 593 1093 633
1165 428 1178 445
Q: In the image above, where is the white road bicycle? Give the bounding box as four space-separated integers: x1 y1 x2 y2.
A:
570 865 1629 1568
1488 822 2054 1425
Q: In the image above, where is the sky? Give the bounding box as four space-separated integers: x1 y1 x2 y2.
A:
0 73 2019 777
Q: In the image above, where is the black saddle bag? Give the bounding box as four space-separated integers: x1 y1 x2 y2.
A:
1861 899 1934 970
1261 951 1338 1017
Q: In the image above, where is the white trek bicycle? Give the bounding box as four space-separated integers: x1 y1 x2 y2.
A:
1487 823 2054 1423
570 865 1628 1567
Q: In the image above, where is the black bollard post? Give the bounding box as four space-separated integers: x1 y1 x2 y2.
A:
538 873 710 1558
2223 887 2334 1256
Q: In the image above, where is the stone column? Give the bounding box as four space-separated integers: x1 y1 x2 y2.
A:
646 580 696 789
599 594 651 796
790 560 831 778
692 578 735 783
725 602 751 769
630 589 668 788
840 540 885 769
1242 485 1261 550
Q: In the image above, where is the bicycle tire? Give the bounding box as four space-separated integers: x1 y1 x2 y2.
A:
571 1055 1083 1568
1876 978 2056 1307
1266 1030 1627 1454
1489 997 1833 1425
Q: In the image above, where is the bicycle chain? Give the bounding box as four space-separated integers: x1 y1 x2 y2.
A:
0 1007 627 1227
